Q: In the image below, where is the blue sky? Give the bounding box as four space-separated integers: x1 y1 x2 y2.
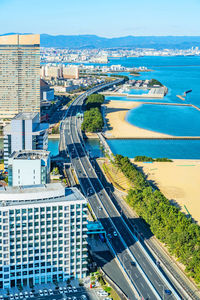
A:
0 0 199 37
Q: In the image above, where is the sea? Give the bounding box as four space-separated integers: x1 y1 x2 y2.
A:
3 56 200 159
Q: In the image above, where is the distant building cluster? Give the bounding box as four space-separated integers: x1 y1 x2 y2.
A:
41 48 108 64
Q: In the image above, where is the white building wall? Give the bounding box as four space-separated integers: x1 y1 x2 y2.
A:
12 159 41 187
0 185 88 289
24 119 33 150
11 120 23 153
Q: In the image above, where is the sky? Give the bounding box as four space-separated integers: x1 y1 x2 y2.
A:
0 0 200 37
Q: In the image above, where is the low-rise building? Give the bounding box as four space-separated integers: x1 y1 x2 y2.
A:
0 183 88 289
40 79 54 102
3 112 49 170
8 150 50 187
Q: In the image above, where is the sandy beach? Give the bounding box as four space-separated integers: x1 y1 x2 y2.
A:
133 160 200 224
104 100 172 138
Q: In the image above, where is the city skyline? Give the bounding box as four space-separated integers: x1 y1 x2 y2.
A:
0 0 200 37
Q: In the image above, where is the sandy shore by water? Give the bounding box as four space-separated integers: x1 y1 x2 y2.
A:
132 159 200 225
103 100 172 138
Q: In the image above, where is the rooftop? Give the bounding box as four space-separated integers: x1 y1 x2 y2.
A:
0 34 40 46
10 150 50 160
13 112 38 120
0 183 86 206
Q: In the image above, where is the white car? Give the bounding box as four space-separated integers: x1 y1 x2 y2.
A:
24 292 29 299
14 294 19 300
49 289 53 295
0 296 3 300
29 292 34 298
39 290 43 296
10 295 14 300
43 290 48 296
73 287 77 292
113 231 117 237
19 293 23 299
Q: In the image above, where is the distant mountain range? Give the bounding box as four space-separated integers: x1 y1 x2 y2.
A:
1 33 200 49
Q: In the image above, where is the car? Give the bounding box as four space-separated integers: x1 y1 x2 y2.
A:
68 288 72 293
80 296 87 300
24 292 28 299
29 292 34 298
130 261 136 266
49 289 53 295
14 294 19 300
10 296 14 300
0 296 3 300
63 287 67 291
72 287 77 292
19 293 23 299
59 290 64 294
165 289 172 295
43 290 48 296
39 290 43 296
113 231 118 237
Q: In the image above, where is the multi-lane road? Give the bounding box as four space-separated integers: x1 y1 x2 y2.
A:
60 81 184 300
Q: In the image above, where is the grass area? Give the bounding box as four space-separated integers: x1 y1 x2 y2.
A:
99 158 133 192
90 271 120 300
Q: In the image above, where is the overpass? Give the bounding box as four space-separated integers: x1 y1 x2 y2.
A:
60 80 190 300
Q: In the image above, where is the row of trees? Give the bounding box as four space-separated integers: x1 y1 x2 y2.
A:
114 154 200 283
85 94 105 110
81 94 105 132
134 155 172 162
81 107 104 132
148 78 163 87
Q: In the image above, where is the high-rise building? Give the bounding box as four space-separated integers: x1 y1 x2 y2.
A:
8 150 51 187
0 183 88 289
0 34 40 128
3 112 49 170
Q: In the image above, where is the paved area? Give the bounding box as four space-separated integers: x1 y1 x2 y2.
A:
0 287 98 300
88 236 135 299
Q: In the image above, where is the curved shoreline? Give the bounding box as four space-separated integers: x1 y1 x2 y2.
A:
104 100 173 139
103 100 200 139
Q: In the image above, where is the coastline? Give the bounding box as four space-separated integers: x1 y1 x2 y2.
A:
103 100 173 139
132 159 200 225
103 100 200 140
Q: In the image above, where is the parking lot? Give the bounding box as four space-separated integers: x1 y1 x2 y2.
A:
0 287 100 300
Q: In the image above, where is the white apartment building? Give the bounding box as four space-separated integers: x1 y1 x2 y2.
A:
4 112 49 170
62 65 79 79
0 183 88 289
8 150 50 187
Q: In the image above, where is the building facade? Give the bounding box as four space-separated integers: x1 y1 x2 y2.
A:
4 112 49 170
0 183 88 289
0 34 40 127
8 150 50 187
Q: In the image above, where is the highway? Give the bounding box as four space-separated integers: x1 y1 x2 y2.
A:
60 81 183 300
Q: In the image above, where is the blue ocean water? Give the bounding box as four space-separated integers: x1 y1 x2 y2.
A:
107 139 200 159
126 104 200 136
105 56 200 158
46 57 200 159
